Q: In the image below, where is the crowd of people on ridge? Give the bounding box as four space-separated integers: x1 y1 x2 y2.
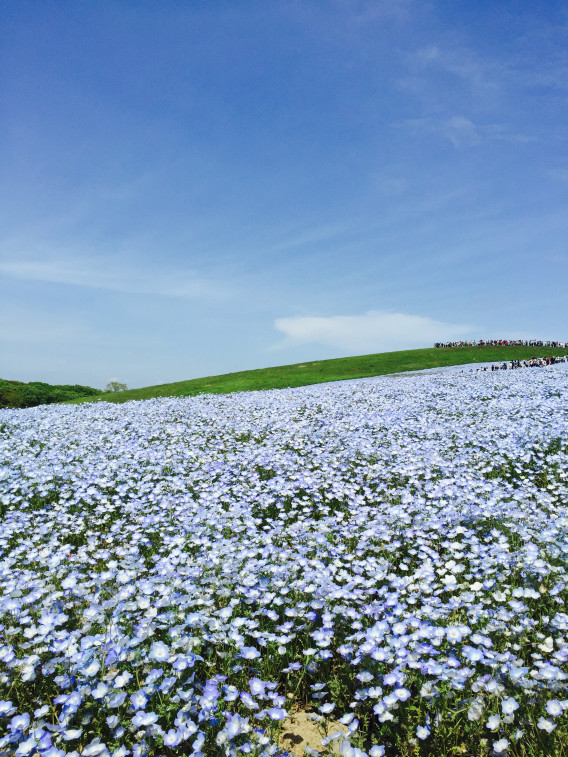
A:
434 339 568 348
431 338 568 373
472 355 568 372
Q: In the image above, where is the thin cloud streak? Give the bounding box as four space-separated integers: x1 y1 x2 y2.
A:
271 223 350 251
410 43 501 94
399 115 534 149
0 256 232 301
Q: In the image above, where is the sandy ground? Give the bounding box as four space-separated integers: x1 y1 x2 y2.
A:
278 710 347 756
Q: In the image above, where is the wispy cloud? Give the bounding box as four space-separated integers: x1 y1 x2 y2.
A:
546 168 568 182
443 116 481 148
271 223 349 252
411 43 501 93
400 115 534 149
334 0 414 25
0 254 231 301
274 310 472 353
378 177 410 196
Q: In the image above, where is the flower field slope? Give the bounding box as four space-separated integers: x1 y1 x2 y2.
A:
1 365 568 757
66 345 568 404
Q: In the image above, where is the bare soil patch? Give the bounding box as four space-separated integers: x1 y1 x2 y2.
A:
279 710 347 756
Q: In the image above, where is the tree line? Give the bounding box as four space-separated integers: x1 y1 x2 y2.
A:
0 378 101 409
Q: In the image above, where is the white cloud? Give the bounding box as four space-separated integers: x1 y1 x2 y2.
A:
274 310 472 353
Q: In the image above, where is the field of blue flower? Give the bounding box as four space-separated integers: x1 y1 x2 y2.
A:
1 366 568 757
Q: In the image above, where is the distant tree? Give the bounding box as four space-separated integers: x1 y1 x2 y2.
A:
106 381 127 392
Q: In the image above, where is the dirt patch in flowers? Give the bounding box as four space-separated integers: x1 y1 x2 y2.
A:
279 710 347 756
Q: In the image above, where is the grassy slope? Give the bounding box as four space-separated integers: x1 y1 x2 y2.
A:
68 345 568 404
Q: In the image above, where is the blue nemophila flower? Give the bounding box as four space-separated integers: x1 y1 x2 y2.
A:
369 747 385 757
15 737 37 756
144 668 163 685
537 717 556 733
10 712 30 732
493 738 509 753
91 682 108 699
249 677 266 696
38 732 53 751
239 646 260 660
339 713 355 725
108 692 126 708
163 728 180 747
319 702 335 714
132 711 159 728
462 645 484 663
172 653 199 671
501 697 519 715
222 684 239 701
81 660 101 677
340 740 367 757
114 671 133 687
62 729 83 741
394 687 411 701
0 701 16 717
266 707 287 720
282 662 302 672
81 737 109 757
240 691 258 710
149 642 170 662
486 715 500 731
546 700 563 716
130 690 148 709
159 676 176 694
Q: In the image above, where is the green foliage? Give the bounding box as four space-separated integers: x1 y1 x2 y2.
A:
0 378 100 409
67 345 568 405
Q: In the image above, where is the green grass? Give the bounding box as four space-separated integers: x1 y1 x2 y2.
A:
68 345 568 405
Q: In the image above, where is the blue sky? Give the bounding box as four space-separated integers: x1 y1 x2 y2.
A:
1 0 567 389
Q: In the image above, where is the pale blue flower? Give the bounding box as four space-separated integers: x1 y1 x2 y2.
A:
501 697 519 715
546 700 563 716
486 715 500 731
493 738 509 753
149 641 170 662
15 737 37 756
319 703 335 714
239 647 260 660
266 707 287 720
537 717 556 733
130 691 148 710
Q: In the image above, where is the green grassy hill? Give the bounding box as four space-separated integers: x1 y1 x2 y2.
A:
68 345 568 405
